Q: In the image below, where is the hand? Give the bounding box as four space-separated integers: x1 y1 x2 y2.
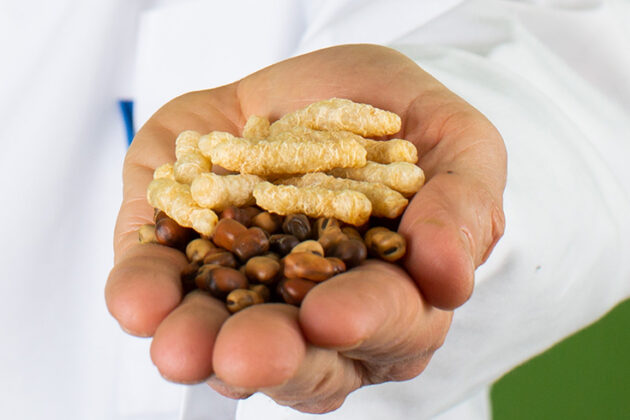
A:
105 44 506 413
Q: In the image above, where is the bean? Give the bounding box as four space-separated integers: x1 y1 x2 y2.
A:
313 217 340 238
283 252 336 282
245 256 281 285
207 267 249 299
220 206 261 227
328 238 367 268
138 224 157 244
212 218 247 251
155 216 194 249
233 227 269 261
269 234 300 256
249 284 271 302
326 257 346 275
203 250 238 268
364 227 406 262
290 240 324 256
318 228 348 255
186 238 217 263
251 211 283 234
194 263 221 290
341 226 362 241
226 289 264 313
282 214 311 241
277 278 317 306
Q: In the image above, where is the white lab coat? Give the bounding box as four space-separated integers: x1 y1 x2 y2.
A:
1 1 628 419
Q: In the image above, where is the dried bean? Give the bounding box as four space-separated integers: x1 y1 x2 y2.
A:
328 238 367 268
186 238 217 263
194 263 221 290
318 228 348 254
283 252 336 282
207 267 249 299
290 240 324 256
226 289 264 313
220 206 260 227
249 284 271 302
155 216 194 249
314 217 340 238
251 211 283 234
245 256 281 285
282 214 311 241
269 234 300 256
364 227 406 262
203 250 238 268
212 218 247 251
341 226 362 241
277 278 317 305
138 224 157 244
326 257 346 274
181 261 201 293
233 227 269 261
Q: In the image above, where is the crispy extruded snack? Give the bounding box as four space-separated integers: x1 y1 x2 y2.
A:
173 130 211 184
242 115 270 140
354 137 418 164
253 182 372 226
147 177 218 236
208 128 366 176
191 173 263 211
329 161 425 196
280 173 408 218
198 131 235 159
269 98 401 137
153 163 175 180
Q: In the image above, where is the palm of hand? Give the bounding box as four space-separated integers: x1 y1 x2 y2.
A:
106 45 506 413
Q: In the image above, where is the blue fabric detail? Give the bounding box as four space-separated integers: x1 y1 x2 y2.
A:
118 100 135 146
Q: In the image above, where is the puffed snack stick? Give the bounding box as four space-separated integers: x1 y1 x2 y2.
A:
147 177 218 236
354 137 418 164
329 161 425 197
173 130 211 184
153 163 175 180
206 128 366 176
279 173 408 219
190 173 263 211
269 98 401 137
253 181 372 226
242 115 270 140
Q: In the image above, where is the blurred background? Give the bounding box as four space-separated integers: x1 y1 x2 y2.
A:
492 298 630 419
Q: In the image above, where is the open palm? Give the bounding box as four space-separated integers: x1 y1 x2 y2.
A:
106 44 506 413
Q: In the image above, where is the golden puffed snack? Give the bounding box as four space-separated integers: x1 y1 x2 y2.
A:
279 173 408 219
153 163 175 180
269 98 401 137
173 130 211 184
197 131 234 159
242 115 270 140
207 127 366 176
253 181 372 226
329 161 425 197
147 177 218 236
354 137 418 164
190 173 263 211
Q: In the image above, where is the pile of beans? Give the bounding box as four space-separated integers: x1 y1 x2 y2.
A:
139 206 406 313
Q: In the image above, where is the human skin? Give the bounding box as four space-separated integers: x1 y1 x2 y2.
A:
105 44 506 413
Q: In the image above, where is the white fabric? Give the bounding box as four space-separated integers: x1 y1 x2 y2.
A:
1 1 629 419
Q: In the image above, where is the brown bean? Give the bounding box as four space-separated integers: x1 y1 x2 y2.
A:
154 209 169 223
290 240 324 257
138 224 157 244
212 218 247 251
207 267 249 299
277 278 317 306
318 228 348 255
249 284 271 302
251 211 283 234
364 227 406 262
269 234 300 256
341 226 362 241
313 217 341 238
326 257 346 275
226 289 264 313
233 227 270 262
282 214 311 241
186 238 217 263
220 206 260 227
155 216 194 249
245 256 281 285
203 250 238 268
283 252 336 282
194 263 221 290
328 238 367 268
